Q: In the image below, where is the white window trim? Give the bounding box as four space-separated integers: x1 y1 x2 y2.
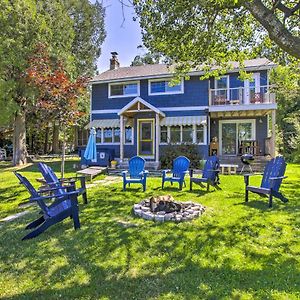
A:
159 124 207 145
214 75 230 99
108 81 140 99
148 78 184 96
95 127 134 145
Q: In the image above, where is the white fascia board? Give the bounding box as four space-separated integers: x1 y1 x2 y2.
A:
209 103 277 112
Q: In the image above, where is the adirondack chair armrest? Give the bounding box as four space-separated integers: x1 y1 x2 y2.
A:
182 170 189 175
122 170 128 178
37 186 70 194
162 169 171 175
269 176 288 181
141 170 149 176
30 190 79 203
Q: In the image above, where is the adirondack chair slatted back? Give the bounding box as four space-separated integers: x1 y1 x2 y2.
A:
261 156 286 192
172 156 190 177
14 172 49 213
202 156 220 181
129 156 145 178
38 162 65 195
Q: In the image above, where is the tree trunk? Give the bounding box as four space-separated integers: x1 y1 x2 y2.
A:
13 111 27 166
244 0 300 59
52 124 59 153
74 125 79 151
61 130 66 178
43 126 49 154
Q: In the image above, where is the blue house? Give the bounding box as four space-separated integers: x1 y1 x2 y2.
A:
87 53 276 168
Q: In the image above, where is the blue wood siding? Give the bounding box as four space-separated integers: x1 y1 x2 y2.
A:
92 76 209 111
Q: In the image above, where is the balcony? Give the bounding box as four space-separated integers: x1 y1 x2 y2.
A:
209 86 275 106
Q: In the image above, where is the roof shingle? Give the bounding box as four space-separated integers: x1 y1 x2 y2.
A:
91 58 275 83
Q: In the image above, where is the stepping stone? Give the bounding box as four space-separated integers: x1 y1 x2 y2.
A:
0 211 30 222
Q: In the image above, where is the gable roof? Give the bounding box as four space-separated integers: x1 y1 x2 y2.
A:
118 97 165 117
91 58 276 84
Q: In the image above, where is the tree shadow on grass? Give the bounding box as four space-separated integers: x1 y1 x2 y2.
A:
1 206 300 299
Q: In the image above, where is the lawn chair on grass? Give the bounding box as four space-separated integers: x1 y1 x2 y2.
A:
244 156 288 208
122 156 148 191
38 162 87 204
14 172 80 240
162 156 190 190
190 156 221 191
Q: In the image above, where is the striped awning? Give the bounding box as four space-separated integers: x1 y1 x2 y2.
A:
160 116 206 126
86 118 133 129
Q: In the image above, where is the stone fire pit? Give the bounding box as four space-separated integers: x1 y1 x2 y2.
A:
133 195 205 222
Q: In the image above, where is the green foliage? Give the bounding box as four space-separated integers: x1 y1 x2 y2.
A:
0 162 299 298
160 143 201 169
134 0 300 77
271 64 300 162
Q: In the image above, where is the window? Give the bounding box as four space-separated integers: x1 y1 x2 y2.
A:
196 125 204 143
160 126 168 143
160 124 206 145
125 127 133 143
149 78 184 95
96 128 102 143
95 127 133 144
109 82 139 98
103 128 113 143
215 76 228 89
114 127 120 143
170 126 181 143
182 125 193 143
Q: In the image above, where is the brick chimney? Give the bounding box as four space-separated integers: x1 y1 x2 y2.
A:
110 52 120 70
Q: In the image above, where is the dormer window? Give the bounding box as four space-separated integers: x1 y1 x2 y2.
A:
109 81 140 98
149 78 184 95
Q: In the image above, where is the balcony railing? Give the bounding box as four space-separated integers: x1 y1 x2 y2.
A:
209 86 275 106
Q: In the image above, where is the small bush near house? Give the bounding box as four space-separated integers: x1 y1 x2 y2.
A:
160 143 201 169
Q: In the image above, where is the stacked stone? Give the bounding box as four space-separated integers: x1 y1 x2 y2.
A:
133 200 205 223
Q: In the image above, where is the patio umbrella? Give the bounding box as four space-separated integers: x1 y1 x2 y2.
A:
84 127 97 162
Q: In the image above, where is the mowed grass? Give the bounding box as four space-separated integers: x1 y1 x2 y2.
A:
0 162 299 299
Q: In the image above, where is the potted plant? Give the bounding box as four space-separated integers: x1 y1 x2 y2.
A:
111 160 118 169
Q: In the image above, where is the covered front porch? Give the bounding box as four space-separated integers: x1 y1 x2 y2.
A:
118 97 165 169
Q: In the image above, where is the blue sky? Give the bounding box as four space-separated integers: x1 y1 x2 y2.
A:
95 0 143 72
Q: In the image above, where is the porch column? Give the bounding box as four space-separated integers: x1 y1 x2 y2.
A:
271 110 276 157
120 114 124 162
155 113 159 164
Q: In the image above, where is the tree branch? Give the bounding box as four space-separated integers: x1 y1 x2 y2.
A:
244 0 300 59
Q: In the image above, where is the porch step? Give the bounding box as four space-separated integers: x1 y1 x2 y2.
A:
219 156 271 173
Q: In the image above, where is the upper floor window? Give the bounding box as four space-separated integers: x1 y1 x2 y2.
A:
149 78 184 95
109 81 139 98
215 76 229 89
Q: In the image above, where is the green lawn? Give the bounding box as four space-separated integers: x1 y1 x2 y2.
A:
0 162 299 299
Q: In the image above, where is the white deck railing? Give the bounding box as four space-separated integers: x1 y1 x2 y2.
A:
209 86 275 106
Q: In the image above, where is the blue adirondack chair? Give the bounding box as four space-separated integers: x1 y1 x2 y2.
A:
162 156 190 190
38 162 87 204
122 156 149 191
244 156 288 207
14 172 80 240
190 156 221 191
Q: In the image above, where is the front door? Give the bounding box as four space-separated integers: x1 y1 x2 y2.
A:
220 120 255 155
138 119 154 157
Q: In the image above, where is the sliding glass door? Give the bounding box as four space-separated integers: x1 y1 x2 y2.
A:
220 120 255 155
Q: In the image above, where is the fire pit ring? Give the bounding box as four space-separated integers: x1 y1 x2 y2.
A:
133 195 205 222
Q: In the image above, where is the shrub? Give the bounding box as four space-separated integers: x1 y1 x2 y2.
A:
160 143 201 169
